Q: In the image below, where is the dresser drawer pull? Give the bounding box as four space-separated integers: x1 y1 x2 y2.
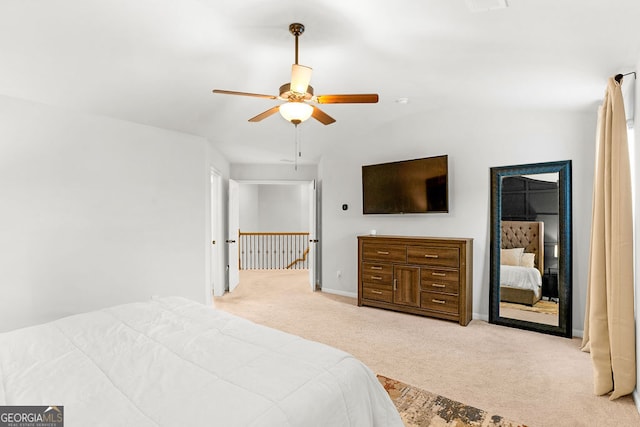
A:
431 272 446 277
377 251 390 255
371 275 382 280
431 283 446 288
371 290 383 295
394 279 397 291
424 254 439 258
370 266 383 270
431 299 446 304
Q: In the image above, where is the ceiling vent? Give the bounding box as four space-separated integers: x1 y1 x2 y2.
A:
466 0 509 12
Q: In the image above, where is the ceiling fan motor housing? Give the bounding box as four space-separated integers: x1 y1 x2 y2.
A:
279 83 314 101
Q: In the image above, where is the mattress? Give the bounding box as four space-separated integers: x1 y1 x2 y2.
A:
0 296 402 427
500 264 542 298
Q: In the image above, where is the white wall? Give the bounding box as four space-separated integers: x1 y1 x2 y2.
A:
256 185 309 232
318 107 595 332
239 184 260 230
0 95 226 332
239 184 310 231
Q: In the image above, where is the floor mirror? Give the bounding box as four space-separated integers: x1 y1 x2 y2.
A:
489 160 572 337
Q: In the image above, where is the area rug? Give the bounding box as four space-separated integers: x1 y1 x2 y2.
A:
500 300 558 315
377 375 527 427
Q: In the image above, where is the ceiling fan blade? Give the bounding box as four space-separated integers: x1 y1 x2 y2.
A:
311 106 336 125
315 94 379 104
290 64 312 94
248 106 280 122
213 89 277 100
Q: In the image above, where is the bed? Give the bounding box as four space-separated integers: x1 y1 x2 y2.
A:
500 220 544 306
0 296 402 427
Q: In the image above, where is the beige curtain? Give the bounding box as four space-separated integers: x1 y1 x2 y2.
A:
581 76 636 400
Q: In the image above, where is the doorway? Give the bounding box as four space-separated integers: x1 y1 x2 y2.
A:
227 180 318 293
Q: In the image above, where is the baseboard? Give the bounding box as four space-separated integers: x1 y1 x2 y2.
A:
572 328 584 338
473 312 489 322
634 389 640 415
320 288 357 299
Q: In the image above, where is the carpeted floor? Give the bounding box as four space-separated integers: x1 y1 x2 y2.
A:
214 269 640 426
378 375 526 427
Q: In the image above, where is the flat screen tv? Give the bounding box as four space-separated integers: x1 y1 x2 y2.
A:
362 155 449 214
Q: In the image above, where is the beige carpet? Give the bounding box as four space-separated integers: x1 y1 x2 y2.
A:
214 270 640 427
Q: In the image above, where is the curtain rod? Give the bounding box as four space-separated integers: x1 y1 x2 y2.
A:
615 72 636 83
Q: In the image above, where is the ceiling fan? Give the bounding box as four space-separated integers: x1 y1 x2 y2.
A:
213 23 379 126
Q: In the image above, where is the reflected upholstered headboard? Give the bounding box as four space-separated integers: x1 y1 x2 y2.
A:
501 220 544 275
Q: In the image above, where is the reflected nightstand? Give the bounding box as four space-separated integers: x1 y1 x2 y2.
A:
542 269 558 302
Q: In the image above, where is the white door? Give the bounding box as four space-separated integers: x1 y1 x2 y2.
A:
227 179 240 292
308 180 317 291
210 169 225 297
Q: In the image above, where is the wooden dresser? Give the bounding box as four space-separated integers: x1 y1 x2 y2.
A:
357 235 473 326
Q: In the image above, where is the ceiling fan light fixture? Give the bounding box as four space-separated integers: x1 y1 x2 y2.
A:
212 22 378 126
291 64 312 94
279 101 313 124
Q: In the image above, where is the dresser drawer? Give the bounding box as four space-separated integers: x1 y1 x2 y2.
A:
421 292 459 314
361 262 393 284
362 243 406 263
421 281 459 295
362 284 393 303
420 268 459 294
407 246 459 268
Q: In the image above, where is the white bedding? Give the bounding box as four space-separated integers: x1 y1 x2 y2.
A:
500 265 542 298
0 296 402 427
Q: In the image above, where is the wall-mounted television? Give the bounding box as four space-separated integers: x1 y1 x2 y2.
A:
362 155 449 214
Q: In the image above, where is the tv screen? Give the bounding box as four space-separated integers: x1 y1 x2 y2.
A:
362 155 449 214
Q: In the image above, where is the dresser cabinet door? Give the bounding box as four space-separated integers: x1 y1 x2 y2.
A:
393 266 420 307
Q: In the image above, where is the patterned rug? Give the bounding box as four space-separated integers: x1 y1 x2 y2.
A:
500 300 558 315
377 375 527 427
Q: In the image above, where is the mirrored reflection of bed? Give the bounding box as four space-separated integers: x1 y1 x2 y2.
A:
0 297 402 426
500 220 544 306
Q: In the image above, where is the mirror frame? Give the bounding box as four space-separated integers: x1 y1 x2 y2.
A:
489 160 572 338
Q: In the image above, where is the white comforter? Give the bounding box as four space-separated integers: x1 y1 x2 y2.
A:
500 265 542 298
0 297 402 427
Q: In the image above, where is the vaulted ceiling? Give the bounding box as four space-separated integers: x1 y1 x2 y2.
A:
1 0 638 164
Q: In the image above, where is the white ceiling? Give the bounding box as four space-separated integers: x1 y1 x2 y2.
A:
1 0 638 164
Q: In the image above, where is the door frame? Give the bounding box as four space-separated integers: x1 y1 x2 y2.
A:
227 179 240 292
207 167 225 300
233 179 318 289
